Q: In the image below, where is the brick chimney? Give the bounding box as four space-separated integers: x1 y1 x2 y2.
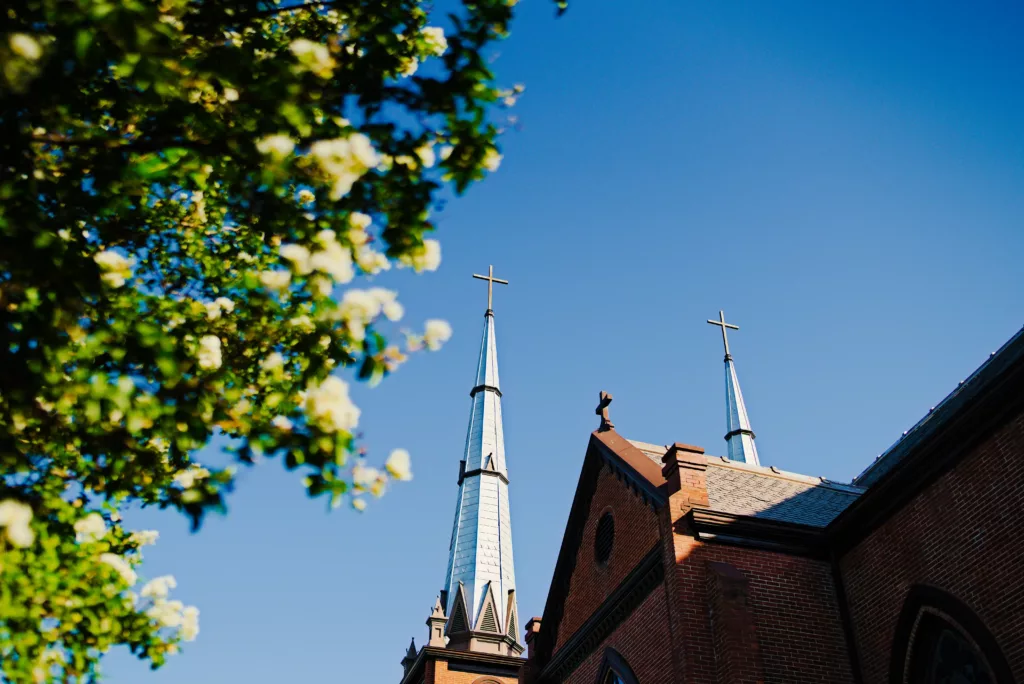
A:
661 442 709 513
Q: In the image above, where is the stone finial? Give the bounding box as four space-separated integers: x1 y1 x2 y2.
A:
426 596 447 647
401 638 417 674
596 391 614 431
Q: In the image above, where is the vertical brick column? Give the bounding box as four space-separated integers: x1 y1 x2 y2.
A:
706 561 765 684
659 442 710 683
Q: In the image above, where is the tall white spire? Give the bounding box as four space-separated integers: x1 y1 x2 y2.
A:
439 267 521 656
708 310 760 466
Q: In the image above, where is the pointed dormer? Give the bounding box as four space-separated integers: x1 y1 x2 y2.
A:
438 266 522 656
708 310 760 466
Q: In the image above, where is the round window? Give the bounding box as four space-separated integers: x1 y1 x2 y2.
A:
594 512 614 565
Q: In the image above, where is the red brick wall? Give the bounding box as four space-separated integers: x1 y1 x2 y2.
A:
839 411 1024 683
554 463 661 651
562 584 675 684
669 534 856 684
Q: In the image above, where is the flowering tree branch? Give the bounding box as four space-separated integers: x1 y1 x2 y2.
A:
0 0 548 679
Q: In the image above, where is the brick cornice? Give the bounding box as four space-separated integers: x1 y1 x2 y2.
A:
536 545 664 684
687 509 828 558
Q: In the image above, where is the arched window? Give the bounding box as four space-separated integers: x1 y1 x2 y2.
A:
890 585 1014 684
595 648 639 684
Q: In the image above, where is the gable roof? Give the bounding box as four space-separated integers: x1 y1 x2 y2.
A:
629 440 862 528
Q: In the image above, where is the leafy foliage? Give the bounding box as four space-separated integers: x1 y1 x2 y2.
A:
0 0 550 679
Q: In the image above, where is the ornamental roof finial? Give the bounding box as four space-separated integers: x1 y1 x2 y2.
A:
596 391 614 432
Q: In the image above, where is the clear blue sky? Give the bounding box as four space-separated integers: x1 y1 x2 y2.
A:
106 1 1023 681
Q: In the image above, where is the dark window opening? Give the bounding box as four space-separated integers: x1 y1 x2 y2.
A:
594 512 614 565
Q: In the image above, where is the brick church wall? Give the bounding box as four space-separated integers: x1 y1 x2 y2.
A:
839 410 1024 683
554 463 662 652
668 535 856 684
561 584 675 684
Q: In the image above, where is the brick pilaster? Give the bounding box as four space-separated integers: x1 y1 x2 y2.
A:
706 561 766 684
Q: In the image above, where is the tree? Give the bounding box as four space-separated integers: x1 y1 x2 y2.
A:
0 0 559 680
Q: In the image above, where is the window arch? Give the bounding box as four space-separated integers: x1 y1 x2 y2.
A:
595 648 639 684
889 585 1014 684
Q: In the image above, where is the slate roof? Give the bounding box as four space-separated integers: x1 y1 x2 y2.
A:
628 440 863 528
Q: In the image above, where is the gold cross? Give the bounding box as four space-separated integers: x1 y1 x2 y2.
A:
472 265 509 312
707 310 740 359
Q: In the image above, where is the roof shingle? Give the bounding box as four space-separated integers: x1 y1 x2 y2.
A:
627 440 862 528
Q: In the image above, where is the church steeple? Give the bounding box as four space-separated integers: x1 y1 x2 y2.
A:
708 310 760 466
439 266 522 656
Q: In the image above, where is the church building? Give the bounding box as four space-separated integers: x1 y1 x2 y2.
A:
397 274 1024 684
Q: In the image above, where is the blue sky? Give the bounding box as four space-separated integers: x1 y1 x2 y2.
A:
105 1 1023 682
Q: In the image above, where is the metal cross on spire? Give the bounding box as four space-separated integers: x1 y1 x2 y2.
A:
472 265 509 313
707 310 740 360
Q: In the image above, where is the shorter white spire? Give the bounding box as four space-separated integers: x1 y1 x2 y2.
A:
708 310 760 466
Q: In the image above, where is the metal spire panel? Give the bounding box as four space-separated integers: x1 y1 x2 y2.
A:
724 356 760 465
441 270 519 651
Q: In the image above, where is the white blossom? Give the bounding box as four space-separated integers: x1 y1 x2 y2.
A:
262 352 286 372
352 463 381 489
385 449 413 481
256 134 295 159
9 34 42 61
351 498 367 511
415 143 436 168
297 188 316 204
289 315 315 332
371 288 404 321
289 38 335 78
304 376 360 433
129 529 160 547
147 598 185 628
349 212 372 231
74 513 107 543
99 553 137 586
483 148 502 172
421 27 448 56
336 288 398 341
280 244 312 274
439 145 454 161
399 239 441 272
94 249 133 288
205 297 233 320
355 246 391 275
0 500 34 548
309 134 380 200
197 335 222 370
173 465 210 489
140 575 177 600
181 605 200 641
397 57 418 77
223 87 239 102
272 415 293 431
259 269 292 292
423 319 453 351
310 231 355 283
